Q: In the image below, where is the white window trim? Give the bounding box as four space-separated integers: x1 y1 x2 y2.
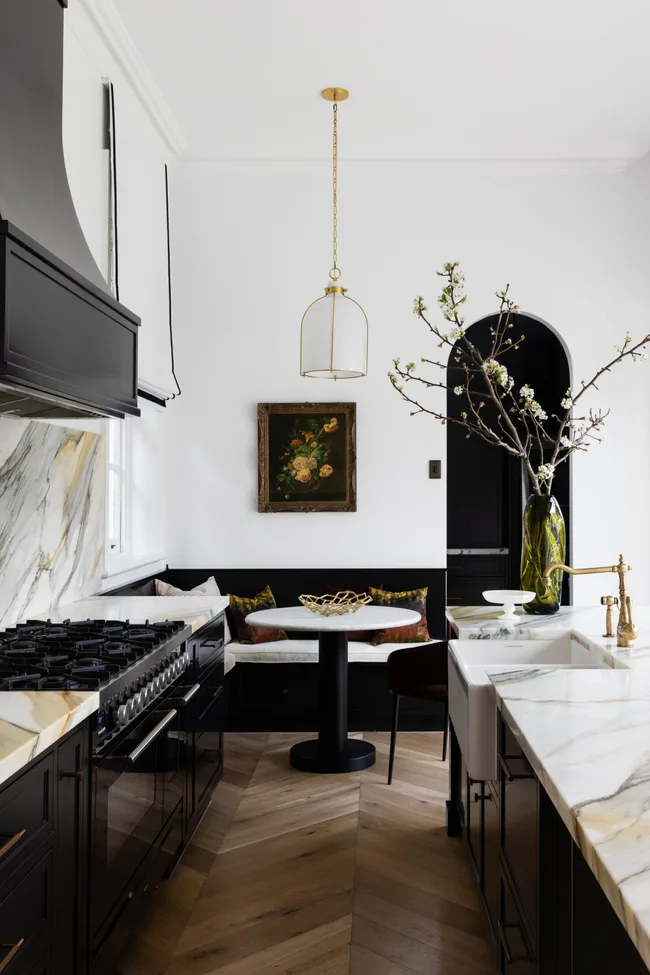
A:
102 412 168 584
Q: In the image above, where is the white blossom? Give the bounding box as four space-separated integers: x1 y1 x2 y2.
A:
559 436 573 450
537 463 555 483
484 358 514 393
454 386 464 396
519 384 535 401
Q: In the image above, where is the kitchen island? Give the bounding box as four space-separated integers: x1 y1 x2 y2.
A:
447 604 650 973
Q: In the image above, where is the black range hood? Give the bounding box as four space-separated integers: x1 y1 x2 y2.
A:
0 0 140 419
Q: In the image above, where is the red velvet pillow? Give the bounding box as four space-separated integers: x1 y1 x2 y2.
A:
227 585 288 644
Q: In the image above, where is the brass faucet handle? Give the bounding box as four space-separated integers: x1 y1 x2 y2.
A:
601 595 618 638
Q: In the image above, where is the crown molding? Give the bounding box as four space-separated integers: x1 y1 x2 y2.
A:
76 0 189 156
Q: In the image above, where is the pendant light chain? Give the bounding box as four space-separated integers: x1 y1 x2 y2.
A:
330 100 341 282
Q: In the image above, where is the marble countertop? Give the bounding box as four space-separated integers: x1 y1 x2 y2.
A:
447 603 650 672
49 594 230 634
447 603 650 967
0 691 98 787
490 666 650 968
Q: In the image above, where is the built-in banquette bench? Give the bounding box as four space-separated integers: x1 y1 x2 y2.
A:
116 568 446 733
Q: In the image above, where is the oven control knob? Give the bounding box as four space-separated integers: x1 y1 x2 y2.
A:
146 681 155 701
125 698 135 720
140 685 150 706
133 692 143 713
182 652 191 669
117 704 128 726
171 660 180 678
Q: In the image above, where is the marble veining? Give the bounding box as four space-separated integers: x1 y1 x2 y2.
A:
0 691 98 786
0 418 105 627
490 664 650 967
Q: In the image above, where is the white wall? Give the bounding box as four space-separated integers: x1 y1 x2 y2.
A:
164 158 650 603
62 0 176 399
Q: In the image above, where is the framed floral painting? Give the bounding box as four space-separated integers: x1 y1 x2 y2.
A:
257 403 356 512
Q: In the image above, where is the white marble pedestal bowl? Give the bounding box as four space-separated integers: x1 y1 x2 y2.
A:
482 589 536 620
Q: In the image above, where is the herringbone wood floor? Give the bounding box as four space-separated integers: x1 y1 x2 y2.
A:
116 732 493 975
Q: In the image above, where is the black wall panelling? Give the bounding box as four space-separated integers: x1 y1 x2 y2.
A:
162 568 447 640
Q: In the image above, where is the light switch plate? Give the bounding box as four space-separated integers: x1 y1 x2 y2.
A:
429 460 441 479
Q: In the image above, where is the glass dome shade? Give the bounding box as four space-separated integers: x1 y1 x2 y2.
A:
300 286 368 379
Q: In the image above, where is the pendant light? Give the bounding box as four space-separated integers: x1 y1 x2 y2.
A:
300 87 368 379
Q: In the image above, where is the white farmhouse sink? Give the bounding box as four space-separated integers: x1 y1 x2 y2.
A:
448 636 609 781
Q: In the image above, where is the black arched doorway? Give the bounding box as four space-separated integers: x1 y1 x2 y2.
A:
446 313 571 607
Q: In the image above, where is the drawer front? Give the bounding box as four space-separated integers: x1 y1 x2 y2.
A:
0 848 53 975
499 720 538 942
499 868 536 974
0 754 54 884
448 556 508 578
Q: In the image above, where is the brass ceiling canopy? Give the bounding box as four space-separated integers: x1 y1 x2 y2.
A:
321 87 349 102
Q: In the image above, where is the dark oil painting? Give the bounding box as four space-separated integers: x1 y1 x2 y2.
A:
257 403 356 512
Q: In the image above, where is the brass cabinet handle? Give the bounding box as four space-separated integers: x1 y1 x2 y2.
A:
59 768 84 781
0 938 25 972
0 829 26 859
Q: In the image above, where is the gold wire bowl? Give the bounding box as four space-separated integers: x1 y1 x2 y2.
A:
299 591 372 616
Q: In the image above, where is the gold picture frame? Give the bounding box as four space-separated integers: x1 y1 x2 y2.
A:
257 402 357 513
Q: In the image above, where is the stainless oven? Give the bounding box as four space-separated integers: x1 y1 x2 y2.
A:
91 700 184 948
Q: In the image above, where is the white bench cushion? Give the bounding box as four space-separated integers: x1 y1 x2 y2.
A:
224 638 442 670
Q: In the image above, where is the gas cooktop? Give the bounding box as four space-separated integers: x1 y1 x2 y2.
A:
0 618 187 691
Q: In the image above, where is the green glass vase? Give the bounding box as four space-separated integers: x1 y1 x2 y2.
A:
521 494 565 615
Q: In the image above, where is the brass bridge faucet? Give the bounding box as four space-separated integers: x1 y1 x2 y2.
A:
542 554 637 648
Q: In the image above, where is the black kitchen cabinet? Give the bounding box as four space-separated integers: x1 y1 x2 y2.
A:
0 719 90 975
55 724 89 975
498 719 538 948
449 714 650 973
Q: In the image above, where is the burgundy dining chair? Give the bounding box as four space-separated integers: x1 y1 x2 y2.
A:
386 640 449 784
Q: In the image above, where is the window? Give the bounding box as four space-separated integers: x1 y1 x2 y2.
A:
106 417 127 556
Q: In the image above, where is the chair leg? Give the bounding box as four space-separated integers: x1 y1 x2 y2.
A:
442 701 449 763
388 693 401 785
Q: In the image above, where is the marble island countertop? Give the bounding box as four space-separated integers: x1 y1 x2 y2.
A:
447 603 650 968
490 667 650 969
0 691 98 786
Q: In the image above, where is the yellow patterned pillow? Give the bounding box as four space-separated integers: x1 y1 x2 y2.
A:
368 586 430 645
227 585 288 644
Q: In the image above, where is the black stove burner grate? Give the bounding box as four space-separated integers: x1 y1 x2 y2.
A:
0 618 187 691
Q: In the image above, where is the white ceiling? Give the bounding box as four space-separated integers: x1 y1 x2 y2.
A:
113 0 650 160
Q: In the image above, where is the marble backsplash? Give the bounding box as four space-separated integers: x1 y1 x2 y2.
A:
0 418 105 626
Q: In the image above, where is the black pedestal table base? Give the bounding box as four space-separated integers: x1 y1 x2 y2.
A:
289 630 376 774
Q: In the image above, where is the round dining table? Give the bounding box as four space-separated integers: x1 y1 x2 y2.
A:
245 604 421 773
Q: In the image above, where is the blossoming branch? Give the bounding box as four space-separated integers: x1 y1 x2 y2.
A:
388 262 650 495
